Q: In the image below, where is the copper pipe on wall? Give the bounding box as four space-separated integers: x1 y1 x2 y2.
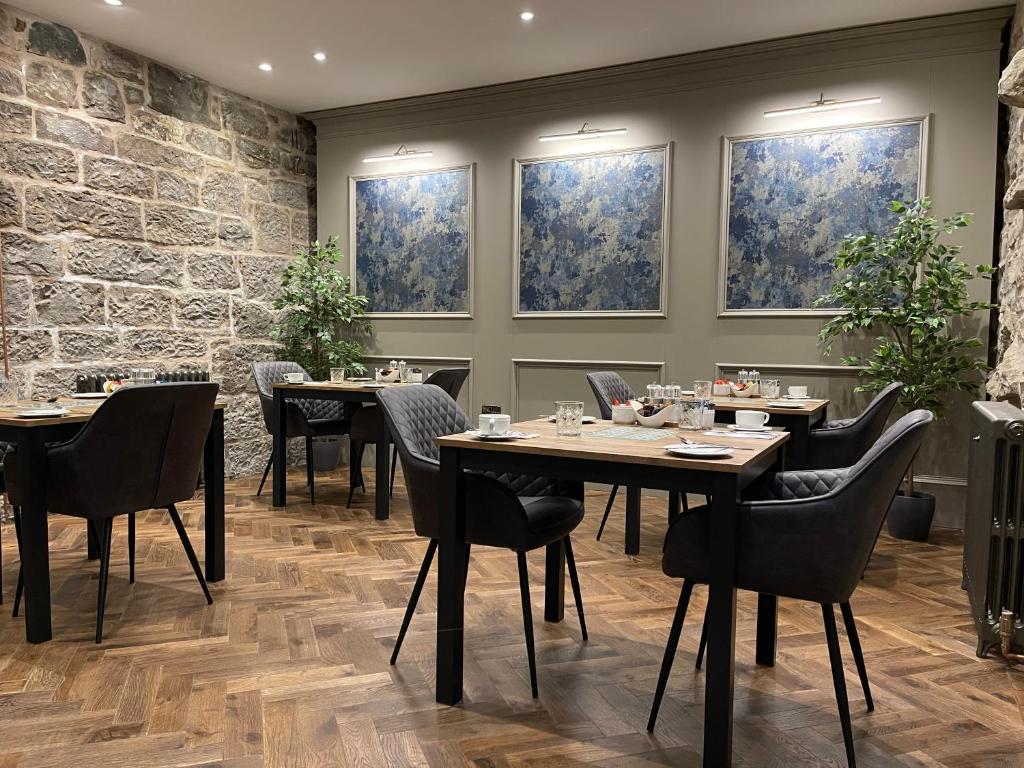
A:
998 610 1024 663
0 237 8 377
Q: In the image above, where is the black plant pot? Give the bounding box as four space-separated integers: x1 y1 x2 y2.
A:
886 491 935 542
311 436 341 472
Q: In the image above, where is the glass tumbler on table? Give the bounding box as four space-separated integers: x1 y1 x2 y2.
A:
693 380 713 400
330 367 346 383
676 399 705 431
555 400 585 437
761 379 781 399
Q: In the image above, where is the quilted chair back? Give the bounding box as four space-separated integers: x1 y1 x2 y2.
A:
586 372 636 420
424 368 471 401
804 381 903 469
377 385 471 537
251 361 309 433
733 409 932 605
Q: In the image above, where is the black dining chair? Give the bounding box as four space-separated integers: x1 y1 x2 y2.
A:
6 383 220 643
646 409 933 767
585 372 636 541
346 368 470 508
377 384 587 697
800 382 903 470
251 361 354 504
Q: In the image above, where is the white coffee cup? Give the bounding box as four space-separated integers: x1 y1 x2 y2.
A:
478 413 511 435
735 410 770 428
283 372 304 384
787 385 808 398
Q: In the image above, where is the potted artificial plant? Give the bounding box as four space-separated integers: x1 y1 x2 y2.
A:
272 236 372 470
816 198 995 541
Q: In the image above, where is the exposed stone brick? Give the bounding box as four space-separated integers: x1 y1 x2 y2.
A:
33 280 105 326
2 231 62 277
155 170 198 205
117 133 203 172
145 202 218 245
27 21 85 66
0 177 19 226
270 179 308 210
147 61 215 127
67 240 183 287
188 252 239 290
83 70 124 122
237 137 278 169
83 155 154 197
0 138 77 183
175 291 230 329
0 99 31 133
221 96 268 139
94 42 143 84
108 285 174 326
132 109 185 143
58 329 121 361
9 329 54 364
25 185 143 239
218 217 253 251
254 204 291 254
202 169 246 215
36 110 114 153
25 61 77 108
186 126 232 160
239 255 288 300
123 329 208 358
0 65 22 96
232 297 274 338
4 277 32 326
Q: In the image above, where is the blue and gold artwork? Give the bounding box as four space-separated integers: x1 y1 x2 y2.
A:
353 165 472 315
723 120 923 313
516 146 668 315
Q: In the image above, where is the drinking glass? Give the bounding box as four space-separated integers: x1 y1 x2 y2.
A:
555 400 584 437
330 367 346 383
761 379 781 399
693 380 713 399
676 400 705 431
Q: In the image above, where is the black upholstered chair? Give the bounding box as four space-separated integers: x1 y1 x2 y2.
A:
801 382 903 470
647 410 933 767
7 383 220 643
377 384 587 697
347 368 470 508
585 372 636 541
251 361 353 504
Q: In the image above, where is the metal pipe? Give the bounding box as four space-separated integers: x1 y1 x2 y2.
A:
998 610 1024 663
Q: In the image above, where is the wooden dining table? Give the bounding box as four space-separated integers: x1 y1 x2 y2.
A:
271 380 413 518
434 417 789 767
0 397 225 644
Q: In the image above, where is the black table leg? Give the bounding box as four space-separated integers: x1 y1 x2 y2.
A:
436 446 467 705
668 491 680 524
203 407 225 582
375 406 390 520
755 593 778 666
19 431 52 644
704 474 739 767
544 540 565 623
625 486 640 555
86 519 100 560
272 388 287 507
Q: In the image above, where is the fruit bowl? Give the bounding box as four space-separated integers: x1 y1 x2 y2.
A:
375 368 400 383
635 404 676 427
730 384 756 398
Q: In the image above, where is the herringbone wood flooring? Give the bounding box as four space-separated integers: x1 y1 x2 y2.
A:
0 467 1019 767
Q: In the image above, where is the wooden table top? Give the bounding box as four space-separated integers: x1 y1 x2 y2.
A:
272 381 416 394
436 418 788 474
0 397 225 428
694 396 829 415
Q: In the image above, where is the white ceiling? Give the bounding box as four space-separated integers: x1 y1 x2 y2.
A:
11 0 1004 114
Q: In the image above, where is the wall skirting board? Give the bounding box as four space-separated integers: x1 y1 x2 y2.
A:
510 358 665 420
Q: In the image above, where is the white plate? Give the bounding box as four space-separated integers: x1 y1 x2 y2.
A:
546 415 597 424
728 424 772 433
766 401 806 409
783 395 813 400
664 443 733 459
347 377 372 382
465 429 537 441
363 383 386 389
17 407 69 418
70 392 107 399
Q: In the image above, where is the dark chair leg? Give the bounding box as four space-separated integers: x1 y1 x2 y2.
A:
12 507 22 618
841 601 874 712
823 603 857 768
389 445 398 496
596 484 619 541
648 579 695 733
305 436 316 504
696 613 708 671
96 518 114 644
167 505 213 605
128 513 135 584
256 452 273 496
563 537 587 641
391 539 437 665
517 551 539 698
347 439 365 508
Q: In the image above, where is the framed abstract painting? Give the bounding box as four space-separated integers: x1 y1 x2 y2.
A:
349 163 474 317
514 144 671 318
719 116 928 316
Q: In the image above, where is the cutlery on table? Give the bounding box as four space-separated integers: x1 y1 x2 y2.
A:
681 438 756 451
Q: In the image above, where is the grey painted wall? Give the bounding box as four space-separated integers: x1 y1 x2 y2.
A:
314 9 1007 528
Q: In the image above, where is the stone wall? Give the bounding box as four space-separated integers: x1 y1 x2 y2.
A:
994 2 1024 399
0 3 316 475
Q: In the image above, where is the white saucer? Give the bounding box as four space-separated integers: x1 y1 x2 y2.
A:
729 424 772 433
17 407 69 418
783 395 813 400
466 430 535 441
70 392 107 399
546 415 597 424
766 400 805 409
664 443 733 459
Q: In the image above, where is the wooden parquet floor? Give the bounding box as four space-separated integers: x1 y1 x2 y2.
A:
0 467 1020 767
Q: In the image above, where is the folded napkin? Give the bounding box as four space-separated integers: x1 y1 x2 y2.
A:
702 429 778 440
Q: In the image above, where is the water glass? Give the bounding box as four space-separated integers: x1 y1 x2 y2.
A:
693 380 713 399
676 399 705 431
761 379 781 399
555 400 584 437
330 367 346 383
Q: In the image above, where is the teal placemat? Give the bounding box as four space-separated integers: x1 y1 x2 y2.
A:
586 426 670 442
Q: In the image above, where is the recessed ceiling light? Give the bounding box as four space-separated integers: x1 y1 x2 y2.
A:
258 62 273 72
520 10 535 21
103 0 124 6
313 52 327 62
